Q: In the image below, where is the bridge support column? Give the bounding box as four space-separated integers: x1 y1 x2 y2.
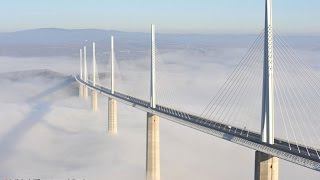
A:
79 84 83 98
83 86 88 99
91 91 98 111
254 151 279 180
257 1 278 179
146 113 160 180
108 98 117 134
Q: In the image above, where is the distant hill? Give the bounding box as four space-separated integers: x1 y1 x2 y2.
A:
0 28 149 57
0 28 146 45
0 28 319 57
0 69 72 81
0 28 259 57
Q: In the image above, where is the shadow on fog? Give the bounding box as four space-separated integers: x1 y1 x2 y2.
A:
26 77 75 102
0 77 76 177
0 101 51 179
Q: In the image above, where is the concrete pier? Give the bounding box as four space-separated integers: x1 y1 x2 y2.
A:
91 91 98 111
254 151 279 180
146 113 160 180
79 84 83 97
108 98 117 134
83 86 88 99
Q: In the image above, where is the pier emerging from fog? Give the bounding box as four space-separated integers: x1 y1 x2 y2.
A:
75 0 320 180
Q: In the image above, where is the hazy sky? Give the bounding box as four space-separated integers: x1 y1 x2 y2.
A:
1 0 320 34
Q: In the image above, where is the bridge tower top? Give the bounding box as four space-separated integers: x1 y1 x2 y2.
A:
80 49 83 80
92 42 96 87
111 36 115 94
150 24 156 108
261 0 274 144
84 46 88 83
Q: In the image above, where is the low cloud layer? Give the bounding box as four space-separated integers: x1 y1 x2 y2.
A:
0 36 319 179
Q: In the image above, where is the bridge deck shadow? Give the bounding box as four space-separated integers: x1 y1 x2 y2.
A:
26 77 75 103
0 77 76 174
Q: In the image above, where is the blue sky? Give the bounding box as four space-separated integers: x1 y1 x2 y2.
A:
1 0 320 34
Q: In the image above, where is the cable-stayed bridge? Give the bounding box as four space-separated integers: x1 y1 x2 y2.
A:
75 1 320 179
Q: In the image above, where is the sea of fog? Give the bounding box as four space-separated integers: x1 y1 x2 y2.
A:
0 34 319 179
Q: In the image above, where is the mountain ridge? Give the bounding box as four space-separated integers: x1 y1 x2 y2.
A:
0 28 319 57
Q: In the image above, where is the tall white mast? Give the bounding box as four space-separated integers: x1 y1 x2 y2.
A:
80 49 83 80
150 24 156 109
93 42 96 87
84 46 88 83
261 0 274 144
111 36 115 94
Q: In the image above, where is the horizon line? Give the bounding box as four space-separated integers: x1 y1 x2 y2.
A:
1 27 320 37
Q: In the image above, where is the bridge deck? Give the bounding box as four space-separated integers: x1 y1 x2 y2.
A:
76 76 320 172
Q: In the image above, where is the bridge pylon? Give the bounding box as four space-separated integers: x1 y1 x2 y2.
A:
108 36 118 134
83 46 89 99
79 48 84 98
256 0 279 180
91 42 98 111
146 24 160 180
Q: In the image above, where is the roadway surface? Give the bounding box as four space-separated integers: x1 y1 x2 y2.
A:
76 76 320 172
